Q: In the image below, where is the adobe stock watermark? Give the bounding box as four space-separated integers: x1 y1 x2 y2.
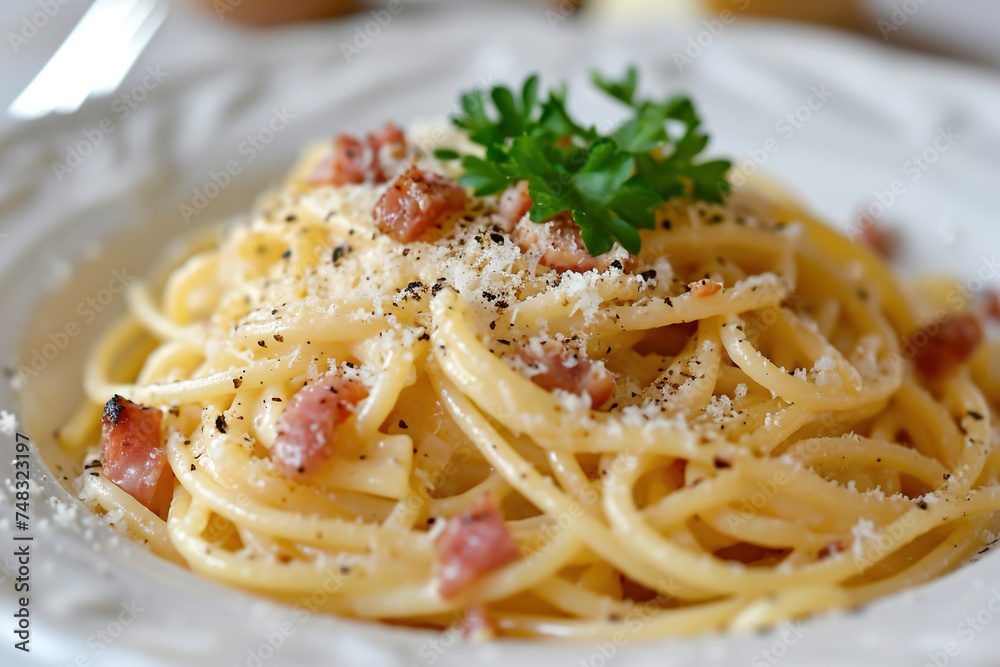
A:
575 590 688 667
895 251 1000 363
876 0 930 41
848 125 960 232
724 468 791 532
50 65 170 182
63 599 145 667
14 268 134 387
340 0 406 63
7 0 75 54
212 0 244 20
515 455 646 560
178 106 295 225
671 0 750 72
851 512 919 572
405 74 497 170
545 0 582 30
923 589 1000 667
727 84 835 191
384 437 477 530
404 609 488 667
235 562 350 667
750 619 809 667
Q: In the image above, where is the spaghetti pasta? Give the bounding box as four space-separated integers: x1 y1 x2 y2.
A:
59 123 1000 639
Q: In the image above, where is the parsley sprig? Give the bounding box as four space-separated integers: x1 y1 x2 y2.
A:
435 68 732 256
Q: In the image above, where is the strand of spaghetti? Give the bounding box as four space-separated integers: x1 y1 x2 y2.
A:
380 477 431 531
784 437 948 489
846 516 993 607
167 489 424 596
76 472 183 564
346 530 582 618
425 471 512 518
431 291 711 460
310 434 413 499
721 314 901 412
759 401 889 458
127 281 203 343
612 273 788 331
813 298 841 339
733 456 914 527
133 339 205 385
546 450 600 510
56 399 103 453
639 223 795 271
145 223 221 289
944 376 994 493
532 577 654 618
166 433 429 553
503 271 646 332
351 343 414 438
493 598 748 639
160 250 220 325
979 447 1000 485
601 453 912 595
737 404 817 455
192 409 398 521
893 381 966 466
288 223 338 277
645 464 859 543
429 367 717 600
83 315 156 402
233 297 390 346
771 308 865 390
728 584 850 632
699 510 841 551
96 350 310 406
769 199 916 335
640 471 754 529
651 318 723 415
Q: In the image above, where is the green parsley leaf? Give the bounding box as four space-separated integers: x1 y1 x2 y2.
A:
447 68 732 256
592 66 639 106
459 155 509 195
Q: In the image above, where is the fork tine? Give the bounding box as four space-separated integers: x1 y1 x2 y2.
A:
89 0 170 103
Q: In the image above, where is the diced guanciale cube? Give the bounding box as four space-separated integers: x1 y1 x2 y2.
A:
373 167 467 242
905 313 982 378
499 180 629 273
434 495 520 599
271 373 368 479
518 340 615 408
309 122 407 186
100 395 173 519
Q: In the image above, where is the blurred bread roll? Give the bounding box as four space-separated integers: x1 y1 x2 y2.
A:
704 0 864 29
192 0 363 25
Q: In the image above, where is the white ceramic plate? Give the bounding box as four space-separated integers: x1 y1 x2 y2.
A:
1 5 999 666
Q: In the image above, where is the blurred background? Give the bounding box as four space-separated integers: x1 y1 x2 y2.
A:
1 0 999 125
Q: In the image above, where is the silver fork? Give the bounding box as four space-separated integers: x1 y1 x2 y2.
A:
7 0 169 120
